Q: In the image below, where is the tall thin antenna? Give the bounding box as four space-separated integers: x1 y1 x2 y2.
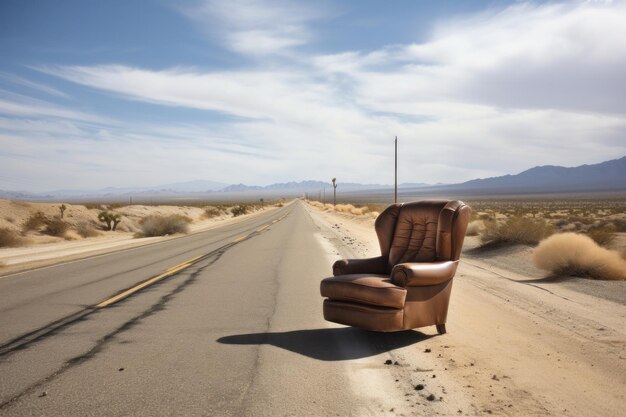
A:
394 136 398 204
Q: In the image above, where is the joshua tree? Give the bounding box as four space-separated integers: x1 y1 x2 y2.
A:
260 198 264 209
98 211 122 231
332 177 337 206
59 204 67 218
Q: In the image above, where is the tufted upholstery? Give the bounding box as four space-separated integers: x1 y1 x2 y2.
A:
321 200 471 333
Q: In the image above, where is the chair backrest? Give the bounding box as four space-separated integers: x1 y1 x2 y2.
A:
374 200 471 271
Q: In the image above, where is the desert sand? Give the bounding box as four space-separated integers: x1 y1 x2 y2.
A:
0 199 276 274
306 201 625 417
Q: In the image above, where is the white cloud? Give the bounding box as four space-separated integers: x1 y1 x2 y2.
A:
177 0 329 56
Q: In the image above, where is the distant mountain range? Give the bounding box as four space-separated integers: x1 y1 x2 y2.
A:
0 156 624 201
455 155 626 193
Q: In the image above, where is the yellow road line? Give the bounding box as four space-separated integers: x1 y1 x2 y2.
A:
232 235 247 243
96 263 189 308
96 214 289 309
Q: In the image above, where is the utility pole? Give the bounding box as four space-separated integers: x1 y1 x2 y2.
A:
323 188 325 204
332 178 337 206
394 136 398 204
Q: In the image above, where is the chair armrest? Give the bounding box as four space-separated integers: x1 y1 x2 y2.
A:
390 261 458 287
332 256 388 276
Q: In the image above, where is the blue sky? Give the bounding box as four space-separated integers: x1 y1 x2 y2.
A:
1 0 625 192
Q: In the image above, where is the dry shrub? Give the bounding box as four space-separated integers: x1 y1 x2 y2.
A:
0 227 23 247
586 226 616 247
76 221 100 238
231 205 248 217
480 216 553 247
138 214 191 237
203 206 222 219
22 211 47 233
466 220 483 236
332 203 371 216
533 233 626 280
44 218 69 237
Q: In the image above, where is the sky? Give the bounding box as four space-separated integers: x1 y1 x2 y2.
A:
0 0 625 192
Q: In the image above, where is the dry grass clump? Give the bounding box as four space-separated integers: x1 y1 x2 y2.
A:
137 214 191 237
533 233 626 280
466 220 483 236
22 211 47 233
480 216 553 247
203 206 223 219
43 218 70 237
231 205 249 217
75 221 100 238
0 227 23 248
334 204 371 215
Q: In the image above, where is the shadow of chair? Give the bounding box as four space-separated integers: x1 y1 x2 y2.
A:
217 327 432 361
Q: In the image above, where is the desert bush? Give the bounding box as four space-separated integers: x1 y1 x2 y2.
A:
533 233 626 280
43 218 69 237
0 227 23 247
75 221 100 238
203 206 222 219
231 205 248 217
22 211 47 233
480 216 553 247
466 220 483 236
98 211 122 231
138 214 190 237
586 225 616 247
612 219 626 233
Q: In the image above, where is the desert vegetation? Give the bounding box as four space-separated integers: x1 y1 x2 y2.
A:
230 205 249 217
534 233 626 280
0 198 278 252
479 217 554 247
137 214 192 237
467 199 626 249
306 200 381 219
97 211 122 231
0 227 23 248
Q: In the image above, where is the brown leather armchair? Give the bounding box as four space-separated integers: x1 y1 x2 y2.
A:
320 200 471 333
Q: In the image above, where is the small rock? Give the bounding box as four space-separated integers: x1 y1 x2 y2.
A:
492 375 499 381
118 367 125 372
414 384 425 391
432 374 436 378
424 348 431 353
394 361 400 366
39 391 47 398
385 359 393 365
426 394 436 401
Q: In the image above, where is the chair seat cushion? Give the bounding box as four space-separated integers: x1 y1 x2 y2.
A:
320 274 407 309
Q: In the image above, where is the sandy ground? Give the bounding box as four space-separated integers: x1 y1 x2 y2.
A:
0 199 279 273
306 202 626 417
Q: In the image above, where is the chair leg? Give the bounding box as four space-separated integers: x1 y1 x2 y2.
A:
436 324 446 335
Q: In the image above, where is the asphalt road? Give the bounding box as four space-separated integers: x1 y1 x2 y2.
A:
0 201 410 416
